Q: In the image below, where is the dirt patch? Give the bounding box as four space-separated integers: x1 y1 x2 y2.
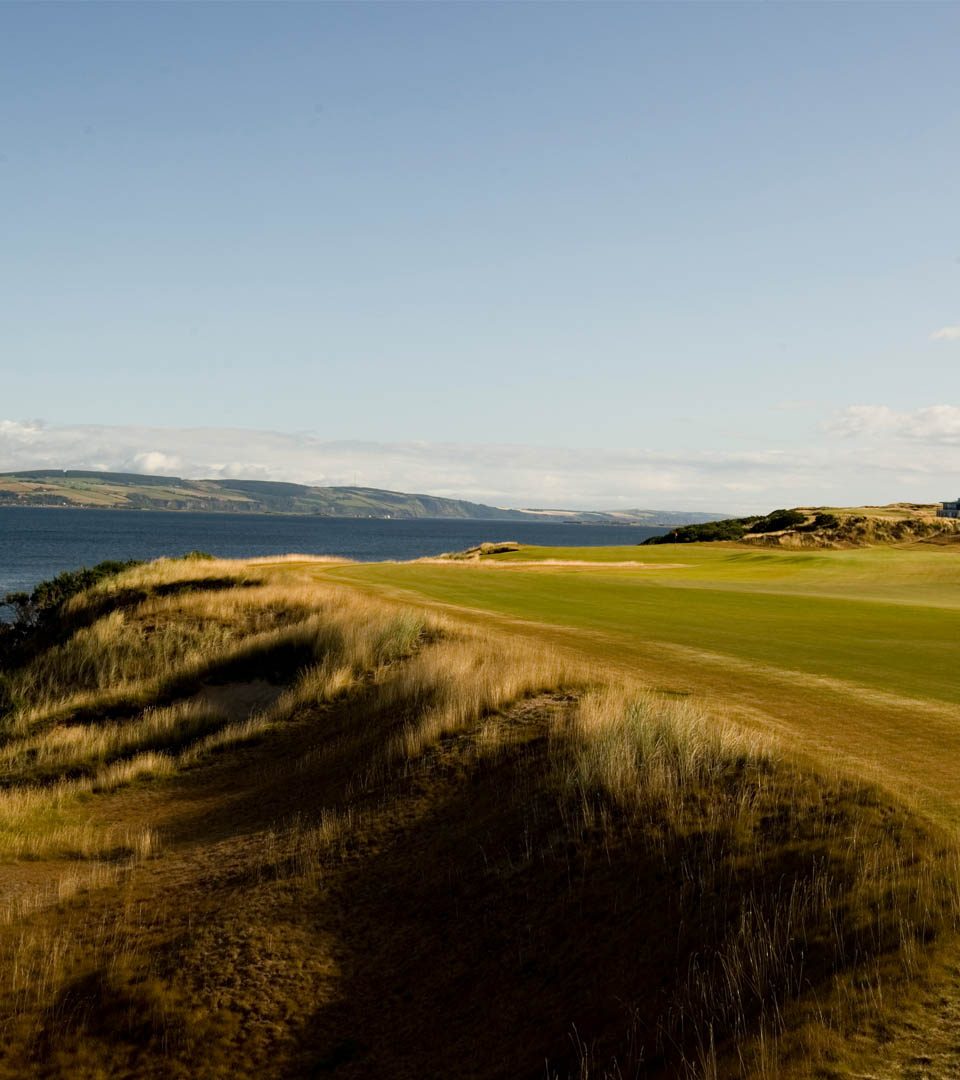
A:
194 679 282 718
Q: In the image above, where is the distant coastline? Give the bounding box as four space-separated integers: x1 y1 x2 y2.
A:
0 470 727 528
0 502 643 525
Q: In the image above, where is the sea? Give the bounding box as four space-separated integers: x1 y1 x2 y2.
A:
0 507 667 601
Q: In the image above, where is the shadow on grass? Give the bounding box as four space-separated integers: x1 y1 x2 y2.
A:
289 739 955 1078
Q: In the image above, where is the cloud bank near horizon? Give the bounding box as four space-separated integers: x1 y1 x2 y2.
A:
830 404 960 445
930 326 960 342
1 416 958 513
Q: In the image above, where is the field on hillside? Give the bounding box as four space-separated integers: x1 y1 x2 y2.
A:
0 547 958 1076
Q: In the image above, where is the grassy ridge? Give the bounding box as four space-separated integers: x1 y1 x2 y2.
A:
641 503 960 547
0 557 956 1074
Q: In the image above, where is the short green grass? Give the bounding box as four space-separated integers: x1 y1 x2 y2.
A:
314 541 960 822
327 548 960 702
464 541 960 606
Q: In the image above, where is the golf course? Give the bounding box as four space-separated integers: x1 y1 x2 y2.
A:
1 533 959 1076
321 539 960 823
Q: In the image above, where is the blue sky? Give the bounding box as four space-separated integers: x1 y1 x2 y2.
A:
2 2 959 510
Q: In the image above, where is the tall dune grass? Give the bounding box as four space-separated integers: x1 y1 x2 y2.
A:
1 555 958 1077
0 701 227 781
0 568 440 867
386 635 581 761
551 686 960 1075
564 686 773 819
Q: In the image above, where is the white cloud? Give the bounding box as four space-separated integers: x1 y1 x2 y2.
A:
831 404 960 444
132 451 183 475
931 326 960 341
829 405 898 436
1 418 959 513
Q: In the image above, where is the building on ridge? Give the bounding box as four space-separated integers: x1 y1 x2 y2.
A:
937 498 960 519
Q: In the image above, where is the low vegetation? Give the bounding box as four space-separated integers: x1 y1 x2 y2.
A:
644 504 960 547
0 556 956 1075
642 509 811 544
0 559 143 670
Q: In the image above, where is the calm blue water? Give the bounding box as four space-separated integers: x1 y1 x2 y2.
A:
0 507 666 599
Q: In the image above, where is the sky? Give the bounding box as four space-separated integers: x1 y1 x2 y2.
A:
2 2 959 512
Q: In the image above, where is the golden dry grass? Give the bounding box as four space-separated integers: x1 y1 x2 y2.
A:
0 564 439 870
0 555 957 1077
385 633 582 761
552 686 960 1075
567 685 772 811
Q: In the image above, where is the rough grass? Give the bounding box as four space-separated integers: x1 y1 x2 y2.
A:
553 688 960 1075
385 635 579 762
0 556 957 1076
0 562 439 869
567 686 770 809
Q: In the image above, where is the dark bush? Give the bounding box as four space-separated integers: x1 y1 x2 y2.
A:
745 509 806 534
644 519 749 545
0 559 142 671
797 512 841 533
645 507 811 545
28 561 140 613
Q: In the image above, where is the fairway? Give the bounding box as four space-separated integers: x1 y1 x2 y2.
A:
315 541 960 822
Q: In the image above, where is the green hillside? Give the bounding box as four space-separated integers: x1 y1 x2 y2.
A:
0 470 724 525
0 470 535 519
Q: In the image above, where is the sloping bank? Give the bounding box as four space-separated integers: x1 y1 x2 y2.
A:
0 556 956 1077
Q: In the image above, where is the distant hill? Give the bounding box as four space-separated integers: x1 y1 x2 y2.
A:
514 506 730 526
644 503 960 547
0 470 726 526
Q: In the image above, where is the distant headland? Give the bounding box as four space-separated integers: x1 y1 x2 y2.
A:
0 469 727 527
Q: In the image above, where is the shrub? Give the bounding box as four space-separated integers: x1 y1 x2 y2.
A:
0 560 142 670
643 519 750 545
745 508 806 534
645 507 812 545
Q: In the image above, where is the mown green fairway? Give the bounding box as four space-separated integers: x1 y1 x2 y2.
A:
315 541 960 822
326 546 960 702
458 541 960 606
